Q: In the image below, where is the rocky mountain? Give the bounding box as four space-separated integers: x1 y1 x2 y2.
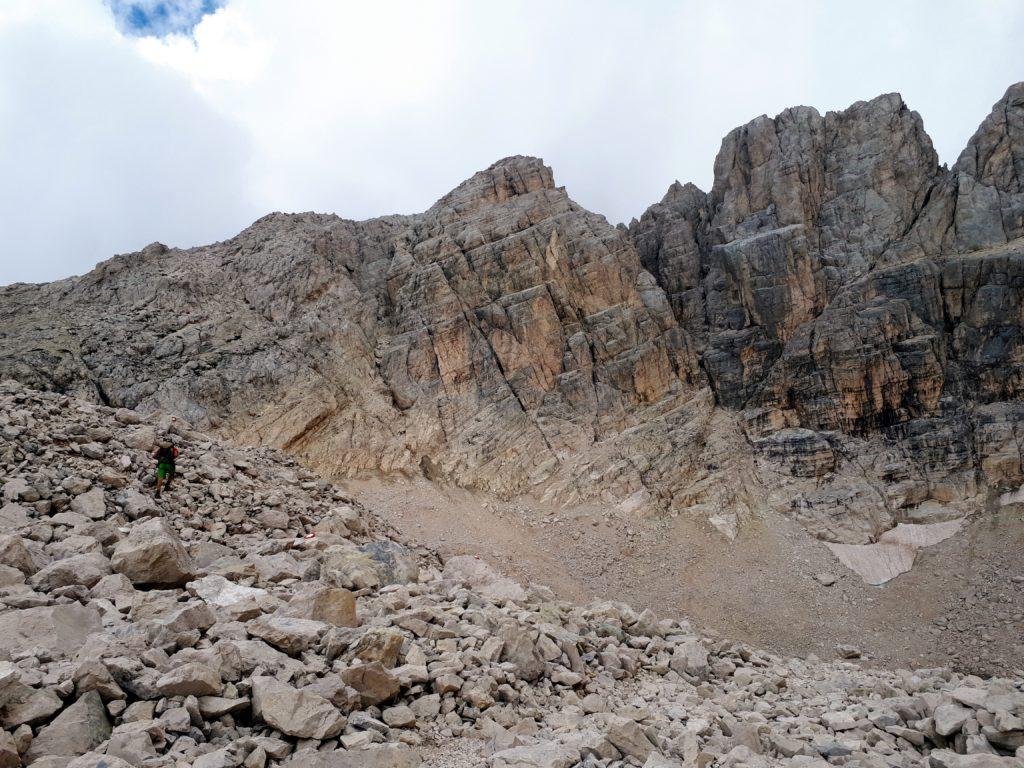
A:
2 84 1024 551
0 381 1022 768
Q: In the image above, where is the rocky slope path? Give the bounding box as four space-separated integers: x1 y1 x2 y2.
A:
0 381 1022 768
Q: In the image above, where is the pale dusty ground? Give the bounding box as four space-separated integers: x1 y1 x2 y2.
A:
348 477 1024 677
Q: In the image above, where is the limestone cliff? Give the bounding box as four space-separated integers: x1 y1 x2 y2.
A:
3 84 1024 545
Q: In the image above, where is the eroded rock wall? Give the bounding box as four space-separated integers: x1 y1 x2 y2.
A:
3 86 1024 544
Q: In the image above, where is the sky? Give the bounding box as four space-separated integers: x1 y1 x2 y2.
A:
1 1 1022 284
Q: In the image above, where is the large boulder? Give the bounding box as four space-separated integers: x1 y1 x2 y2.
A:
498 624 544 682
322 544 380 591
606 716 655 761
281 584 359 627
443 555 528 602
351 628 404 668
488 743 581 768
0 535 36 575
0 730 18 768
283 744 421 767
187 574 270 620
359 541 418 585
251 676 345 739
24 691 111 763
928 752 1023 768
247 615 329 656
669 639 710 680
29 552 111 591
119 488 160 520
0 503 29 533
0 604 102 661
155 662 222 697
340 662 400 706
111 518 194 586
69 487 106 520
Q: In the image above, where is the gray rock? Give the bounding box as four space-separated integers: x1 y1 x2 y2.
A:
251 676 345 739
111 518 194 586
0 604 102 660
0 534 37 575
606 716 655 761
669 639 710 680
0 503 29 533
247 615 328 656
24 691 110 763
154 662 221 697
282 744 421 767
489 743 580 768
69 487 105 520
934 703 973 736
29 551 111 591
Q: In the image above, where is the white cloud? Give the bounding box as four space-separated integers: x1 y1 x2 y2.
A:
1 0 1023 284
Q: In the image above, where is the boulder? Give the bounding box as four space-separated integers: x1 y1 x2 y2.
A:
69 487 106 520
282 744 421 767
322 545 380 591
29 552 111 591
488 743 580 768
119 488 159 520
1 683 63 727
0 730 17 768
155 662 221 697
928 751 1022 768
0 604 101 661
340 662 400 706
73 660 126 701
247 615 328 656
382 705 416 728
0 503 29 533
252 552 303 584
114 408 141 425
24 691 111 763
351 628 404 668
0 535 37 575
443 555 528 602
66 755 136 768
0 564 24 587
359 541 418 585
606 716 655 761
499 624 544 682
282 584 359 627
111 518 194 586
934 703 973 736
251 676 345 739
188 574 269 618
669 639 710 680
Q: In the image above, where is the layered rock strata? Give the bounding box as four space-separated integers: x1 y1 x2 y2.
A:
2 85 1024 546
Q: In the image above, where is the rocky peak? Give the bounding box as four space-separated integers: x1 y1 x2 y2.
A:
954 81 1024 188
427 155 557 216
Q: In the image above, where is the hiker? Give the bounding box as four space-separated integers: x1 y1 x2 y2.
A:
152 438 179 498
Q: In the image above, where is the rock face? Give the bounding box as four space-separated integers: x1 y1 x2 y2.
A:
2 84 1024 550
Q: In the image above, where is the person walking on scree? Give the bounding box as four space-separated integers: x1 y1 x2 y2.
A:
152 439 178 498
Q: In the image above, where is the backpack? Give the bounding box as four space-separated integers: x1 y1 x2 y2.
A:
156 445 177 463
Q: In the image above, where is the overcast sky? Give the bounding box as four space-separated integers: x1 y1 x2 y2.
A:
1 0 1022 285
